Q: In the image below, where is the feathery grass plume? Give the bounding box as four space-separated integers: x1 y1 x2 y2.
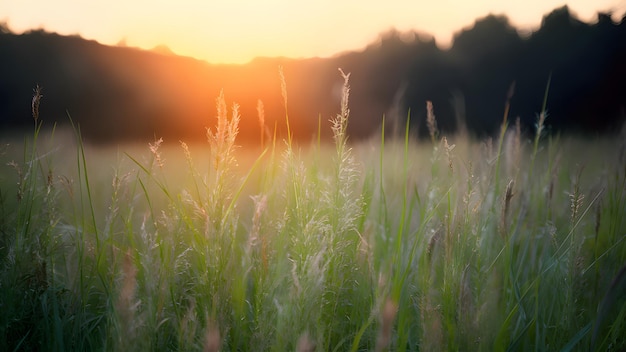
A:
328 68 362 234
149 137 164 169
257 99 265 148
332 71 357 185
5 71 626 350
333 69 351 145
207 90 240 173
442 137 455 173
205 90 241 234
426 100 438 144
278 66 293 146
180 140 192 166
375 298 398 352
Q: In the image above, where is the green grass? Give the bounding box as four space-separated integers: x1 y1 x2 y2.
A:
1 75 625 351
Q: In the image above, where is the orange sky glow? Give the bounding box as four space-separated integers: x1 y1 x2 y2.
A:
1 0 625 64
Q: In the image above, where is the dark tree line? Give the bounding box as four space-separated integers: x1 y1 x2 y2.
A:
0 6 624 144
400 6 626 138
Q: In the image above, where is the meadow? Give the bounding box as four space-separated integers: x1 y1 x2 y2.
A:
1 73 625 351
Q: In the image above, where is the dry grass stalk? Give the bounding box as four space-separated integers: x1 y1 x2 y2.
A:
296 332 316 352
375 298 398 352
203 322 221 352
500 179 515 237
32 84 42 124
426 100 438 144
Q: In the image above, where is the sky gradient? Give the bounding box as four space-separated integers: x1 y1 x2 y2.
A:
1 0 625 64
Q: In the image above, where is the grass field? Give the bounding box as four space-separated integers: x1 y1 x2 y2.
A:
1 74 625 351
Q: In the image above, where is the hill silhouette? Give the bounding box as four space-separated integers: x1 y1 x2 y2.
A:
1 6 625 144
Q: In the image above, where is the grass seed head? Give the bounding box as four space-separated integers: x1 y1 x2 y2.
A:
500 179 515 236
426 100 438 144
32 84 43 123
332 68 351 148
149 137 164 168
207 90 240 176
257 99 265 147
442 137 455 173
279 66 288 110
180 141 192 164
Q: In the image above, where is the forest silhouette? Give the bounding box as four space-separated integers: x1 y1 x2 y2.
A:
1 6 624 144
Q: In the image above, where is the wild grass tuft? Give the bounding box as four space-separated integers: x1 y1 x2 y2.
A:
1 76 625 351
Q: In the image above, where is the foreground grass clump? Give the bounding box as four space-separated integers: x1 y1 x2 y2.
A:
1 76 626 351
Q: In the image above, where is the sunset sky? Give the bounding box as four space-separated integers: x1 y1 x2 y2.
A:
1 0 625 64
